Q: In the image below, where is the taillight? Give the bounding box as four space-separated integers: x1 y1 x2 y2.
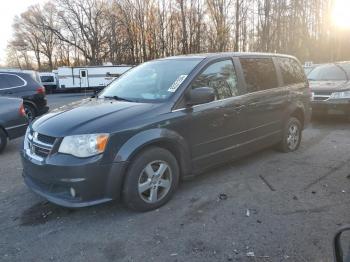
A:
19 103 26 117
36 87 46 95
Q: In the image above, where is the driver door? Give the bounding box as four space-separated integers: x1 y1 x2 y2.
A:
186 59 249 170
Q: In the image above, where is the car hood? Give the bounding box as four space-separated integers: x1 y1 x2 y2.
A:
32 98 158 137
309 80 350 92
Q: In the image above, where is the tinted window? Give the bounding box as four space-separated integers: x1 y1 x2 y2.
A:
40 76 54 82
240 58 278 92
308 64 347 81
277 57 305 85
191 60 238 100
81 71 86 77
0 74 25 88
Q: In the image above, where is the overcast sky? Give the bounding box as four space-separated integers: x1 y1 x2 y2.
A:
0 0 46 65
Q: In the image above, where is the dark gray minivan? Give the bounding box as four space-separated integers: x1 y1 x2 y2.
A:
21 53 311 211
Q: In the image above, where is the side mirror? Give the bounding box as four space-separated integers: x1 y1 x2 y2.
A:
334 225 350 262
185 87 215 106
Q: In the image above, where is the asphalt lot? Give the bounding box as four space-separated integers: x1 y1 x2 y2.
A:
0 93 349 262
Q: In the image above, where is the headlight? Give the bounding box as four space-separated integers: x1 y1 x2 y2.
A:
58 133 109 158
330 91 350 99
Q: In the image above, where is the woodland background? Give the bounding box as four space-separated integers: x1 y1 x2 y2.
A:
5 0 350 70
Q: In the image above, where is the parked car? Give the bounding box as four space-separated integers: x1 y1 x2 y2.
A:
308 62 350 117
0 97 28 153
39 72 58 94
0 71 49 121
21 52 311 211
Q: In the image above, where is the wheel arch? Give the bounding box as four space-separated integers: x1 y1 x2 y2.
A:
115 128 192 178
290 107 305 129
23 99 38 114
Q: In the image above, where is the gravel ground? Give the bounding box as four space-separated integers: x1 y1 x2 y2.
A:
0 94 349 262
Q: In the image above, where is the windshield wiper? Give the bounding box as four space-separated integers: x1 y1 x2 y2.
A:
102 95 133 102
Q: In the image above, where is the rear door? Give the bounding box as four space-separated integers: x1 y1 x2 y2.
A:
237 57 289 148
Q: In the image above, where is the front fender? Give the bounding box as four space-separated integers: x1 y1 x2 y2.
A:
114 128 192 176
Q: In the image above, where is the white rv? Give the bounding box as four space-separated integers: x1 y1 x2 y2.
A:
57 65 132 90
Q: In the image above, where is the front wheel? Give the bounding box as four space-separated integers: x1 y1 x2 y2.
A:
278 117 302 152
122 147 179 212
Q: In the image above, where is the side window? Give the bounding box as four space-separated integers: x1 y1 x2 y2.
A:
277 57 306 85
0 75 8 89
191 60 239 100
0 74 25 88
240 58 278 92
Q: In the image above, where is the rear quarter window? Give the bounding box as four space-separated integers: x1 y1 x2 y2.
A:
277 57 306 85
0 74 25 89
240 58 278 92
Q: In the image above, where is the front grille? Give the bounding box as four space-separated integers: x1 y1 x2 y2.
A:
33 145 51 158
26 130 56 159
37 133 56 145
313 96 329 101
313 91 332 101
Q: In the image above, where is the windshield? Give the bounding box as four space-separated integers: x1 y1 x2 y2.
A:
99 58 202 102
308 64 348 81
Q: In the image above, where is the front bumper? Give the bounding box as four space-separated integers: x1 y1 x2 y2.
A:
21 150 128 208
312 100 350 116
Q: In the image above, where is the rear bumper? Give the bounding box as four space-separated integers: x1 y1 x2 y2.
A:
21 150 128 208
312 100 350 116
24 95 49 116
37 106 49 116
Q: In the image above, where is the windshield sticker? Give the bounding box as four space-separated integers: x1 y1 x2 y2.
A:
168 75 187 92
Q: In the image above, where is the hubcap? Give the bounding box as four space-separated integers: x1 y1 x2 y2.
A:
287 123 300 150
138 160 172 204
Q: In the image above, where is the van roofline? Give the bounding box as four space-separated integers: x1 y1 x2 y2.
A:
57 65 133 69
158 52 297 61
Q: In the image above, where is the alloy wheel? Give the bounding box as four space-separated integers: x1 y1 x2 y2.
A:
138 160 172 204
286 123 300 150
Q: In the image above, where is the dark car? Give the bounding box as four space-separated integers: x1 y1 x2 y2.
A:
0 97 28 153
0 71 49 121
308 62 350 116
21 52 311 211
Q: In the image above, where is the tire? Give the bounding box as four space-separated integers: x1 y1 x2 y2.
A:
278 117 302 153
0 128 7 154
24 104 36 122
122 147 180 212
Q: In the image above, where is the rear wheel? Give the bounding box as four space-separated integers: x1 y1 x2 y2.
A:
122 147 179 212
0 128 7 154
24 104 36 122
278 117 302 152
